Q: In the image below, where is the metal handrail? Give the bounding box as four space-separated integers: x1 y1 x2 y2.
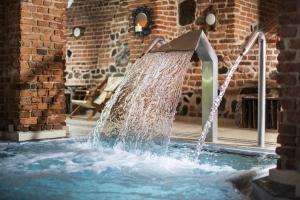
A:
241 31 267 147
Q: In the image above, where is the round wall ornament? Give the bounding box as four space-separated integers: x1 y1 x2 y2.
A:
132 6 154 37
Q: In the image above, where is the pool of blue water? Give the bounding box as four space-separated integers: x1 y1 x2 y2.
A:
0 139 275 200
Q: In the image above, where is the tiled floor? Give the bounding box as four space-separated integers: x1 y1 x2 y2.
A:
172 117 278 150
66 115 278 150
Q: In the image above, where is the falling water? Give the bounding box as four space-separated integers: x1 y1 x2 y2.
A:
89 52 193 152
197 54 244 151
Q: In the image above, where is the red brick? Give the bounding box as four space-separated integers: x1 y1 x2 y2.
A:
20 90 36 97
37 7 48 13
31 110 43 117
19 112 30 118
32 97 42 103
278 27 297 38
276 147 296 158
21 105 37 111
276 74 297 86
277 135 296 146
37 103 48 110
49 8 64 15
37 20 49 27
43 83 53 89
280 99 297 110
32 0 43 5
20 118 38 125
47 115 65 124
289 39 300 49
37 89 48 96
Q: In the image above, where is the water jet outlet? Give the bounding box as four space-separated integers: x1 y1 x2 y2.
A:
152 30 218 142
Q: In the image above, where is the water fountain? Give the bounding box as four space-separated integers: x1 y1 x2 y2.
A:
151 30 219 143
147 30 267 150
89 30 219 151
90 30 266 152
0 30 274 200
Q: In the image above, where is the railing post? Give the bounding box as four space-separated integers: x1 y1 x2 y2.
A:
195 32 218 143
241 31 267 147
258 33 266 147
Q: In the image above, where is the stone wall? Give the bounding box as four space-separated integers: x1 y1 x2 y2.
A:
66 0 130 86
66 0 279 124
276 0 300 170
66 0 179 87
177 0 279 120
0 0 67 134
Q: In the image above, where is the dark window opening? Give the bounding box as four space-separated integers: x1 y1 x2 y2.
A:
179 0 196 26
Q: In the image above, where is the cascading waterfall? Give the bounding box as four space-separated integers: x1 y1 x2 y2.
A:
89 52 193 152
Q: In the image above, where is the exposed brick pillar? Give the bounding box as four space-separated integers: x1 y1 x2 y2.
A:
269 0 300 196
0 0 67 141
0 0 21 134
276 0 300 171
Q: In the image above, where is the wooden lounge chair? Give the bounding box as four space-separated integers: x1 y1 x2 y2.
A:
70 76 123 120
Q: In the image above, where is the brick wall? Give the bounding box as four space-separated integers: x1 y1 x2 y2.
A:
176 0 279 120
66 0 279 124
66 0 130 87
66 0 179 87
276 0 300 170
0 0 21 131
17 0 67 132
0 0 67 133
128 0 178 63
179 0 239 118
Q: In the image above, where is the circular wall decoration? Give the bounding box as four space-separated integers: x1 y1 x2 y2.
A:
204 6 217 31
73 27 81 37
205 13 216 26
132 6 154 37
196 5 217 32
73 27 85 39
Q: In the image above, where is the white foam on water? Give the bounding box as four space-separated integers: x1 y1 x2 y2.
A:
65 143 236 175
197 163 235 173
0 142 236 176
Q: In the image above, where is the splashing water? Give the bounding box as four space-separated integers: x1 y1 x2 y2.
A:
197 54 244 151
89 52 193 152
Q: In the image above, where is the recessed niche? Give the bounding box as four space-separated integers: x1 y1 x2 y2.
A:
179 0 196 26
67 49 73 58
